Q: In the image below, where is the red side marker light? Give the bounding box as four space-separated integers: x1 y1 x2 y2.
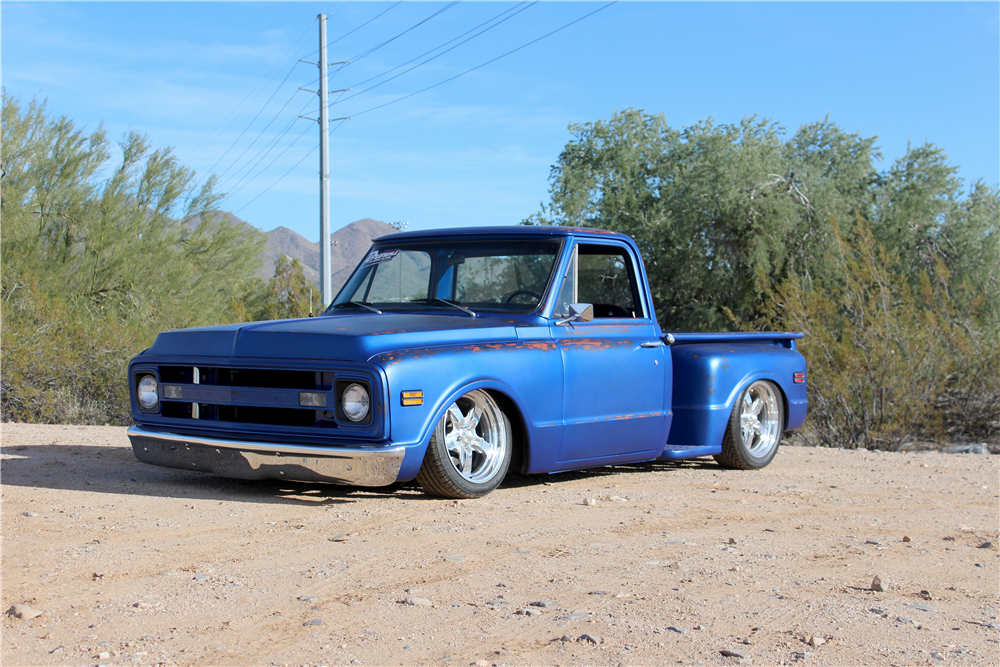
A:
793 372 806 384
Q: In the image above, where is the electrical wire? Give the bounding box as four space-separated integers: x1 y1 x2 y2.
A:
349 1 617 119
329 2 403 48
346 1 460 64
227 2 616 217
300 3 468 91
299 1 402 61
215 95 316 194
197 58 311 190
231 119 348 214
223 122 313 203
216 3 421 198
333 2 536 106
218 94 318 195
213 87 304 183
188 17 317 164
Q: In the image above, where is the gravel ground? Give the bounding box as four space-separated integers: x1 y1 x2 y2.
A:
2 423 998 667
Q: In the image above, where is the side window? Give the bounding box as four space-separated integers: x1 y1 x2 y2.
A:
576 245 642 318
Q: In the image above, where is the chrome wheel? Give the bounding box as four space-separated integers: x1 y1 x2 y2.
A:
739 381 782 458
416 389 513 498
442 390 509 483
715 380 784 470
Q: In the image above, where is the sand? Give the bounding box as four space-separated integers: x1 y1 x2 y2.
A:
2 423 997 666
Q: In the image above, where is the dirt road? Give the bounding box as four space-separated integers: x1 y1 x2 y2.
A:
2 423 997 666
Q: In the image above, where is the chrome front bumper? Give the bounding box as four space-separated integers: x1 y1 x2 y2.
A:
127 426 405 487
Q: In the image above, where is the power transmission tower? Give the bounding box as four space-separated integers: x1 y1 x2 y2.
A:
299 13 350 306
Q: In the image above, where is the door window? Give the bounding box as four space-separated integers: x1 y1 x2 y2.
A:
555 244 643 319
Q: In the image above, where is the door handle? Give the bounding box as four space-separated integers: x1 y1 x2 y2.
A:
640 340 664 348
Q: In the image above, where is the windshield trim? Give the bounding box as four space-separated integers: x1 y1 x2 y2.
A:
328 237 565 316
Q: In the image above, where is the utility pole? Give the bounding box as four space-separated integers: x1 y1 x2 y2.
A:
318 13 331 306
300 13 350 306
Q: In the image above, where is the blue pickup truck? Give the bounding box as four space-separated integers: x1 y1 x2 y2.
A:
127 226 807 498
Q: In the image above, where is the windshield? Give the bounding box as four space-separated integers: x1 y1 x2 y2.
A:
329 238 562 314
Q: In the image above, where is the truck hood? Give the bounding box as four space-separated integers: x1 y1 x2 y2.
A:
144 312 523 363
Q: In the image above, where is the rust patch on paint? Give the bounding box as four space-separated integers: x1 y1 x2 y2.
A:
559 338 635 352
559 338 612 351
371 340 558 368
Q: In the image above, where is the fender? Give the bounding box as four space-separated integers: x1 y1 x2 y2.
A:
667 342 806 447
393 378 538 482
371 340 564 481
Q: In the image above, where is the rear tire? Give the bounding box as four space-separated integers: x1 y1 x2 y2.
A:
714 380 783 470
416 390 512 498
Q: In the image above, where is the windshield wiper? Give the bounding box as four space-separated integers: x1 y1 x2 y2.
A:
330 300 383 314
410 297 477 318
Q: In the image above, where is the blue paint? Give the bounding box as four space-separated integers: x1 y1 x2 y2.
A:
128 226 808 487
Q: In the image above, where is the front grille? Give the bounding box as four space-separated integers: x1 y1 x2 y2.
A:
161 401 317 427
152 365 346 429
159 366 315 390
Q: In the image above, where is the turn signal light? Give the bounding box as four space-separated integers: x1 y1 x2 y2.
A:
401 390 424 407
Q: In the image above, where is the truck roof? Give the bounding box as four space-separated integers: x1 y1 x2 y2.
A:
375 225 631 243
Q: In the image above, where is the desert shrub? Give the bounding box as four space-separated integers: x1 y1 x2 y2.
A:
1 272 141 424
1 93 267 425
766 216 999 449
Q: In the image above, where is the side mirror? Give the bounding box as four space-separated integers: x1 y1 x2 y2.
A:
556 303 594 326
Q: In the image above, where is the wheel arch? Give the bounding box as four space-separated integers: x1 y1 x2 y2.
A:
422 380 532 476
483 389 529 475
724 372 792 432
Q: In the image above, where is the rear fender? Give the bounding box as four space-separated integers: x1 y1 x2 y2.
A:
667 342 805 447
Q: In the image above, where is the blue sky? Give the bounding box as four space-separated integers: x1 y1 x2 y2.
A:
3 1 998 242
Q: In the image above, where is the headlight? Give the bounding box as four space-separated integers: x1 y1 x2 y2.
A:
137 375 159 410
341 383 370 422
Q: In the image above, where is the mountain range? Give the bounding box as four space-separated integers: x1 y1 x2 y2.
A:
256 217 398 290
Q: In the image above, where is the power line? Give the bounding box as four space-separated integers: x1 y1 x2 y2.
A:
227 3 616 218
330 2 403 48
215 95 316 195
241 4 470 206
232 119 349 214
222 120 313 202
213 88 303 183
297 2 469 93
346 1 461 64
299 1 402 61
334 2 536 106
349 1 617 119
198 60 306 187
188 17 317 164
219 5 416 207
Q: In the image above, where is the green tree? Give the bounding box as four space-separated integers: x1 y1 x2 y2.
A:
766 216 999 448
2 94 264 329
538 109 829 329
233 255 315 321
1 92 265 424
535 108 999 445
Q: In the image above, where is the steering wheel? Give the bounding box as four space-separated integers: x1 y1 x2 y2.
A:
504 289 542 304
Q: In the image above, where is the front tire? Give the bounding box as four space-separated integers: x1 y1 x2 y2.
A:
415 389 512 498
714 380 783 470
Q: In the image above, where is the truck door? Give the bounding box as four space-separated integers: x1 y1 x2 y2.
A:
550 242 671 463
